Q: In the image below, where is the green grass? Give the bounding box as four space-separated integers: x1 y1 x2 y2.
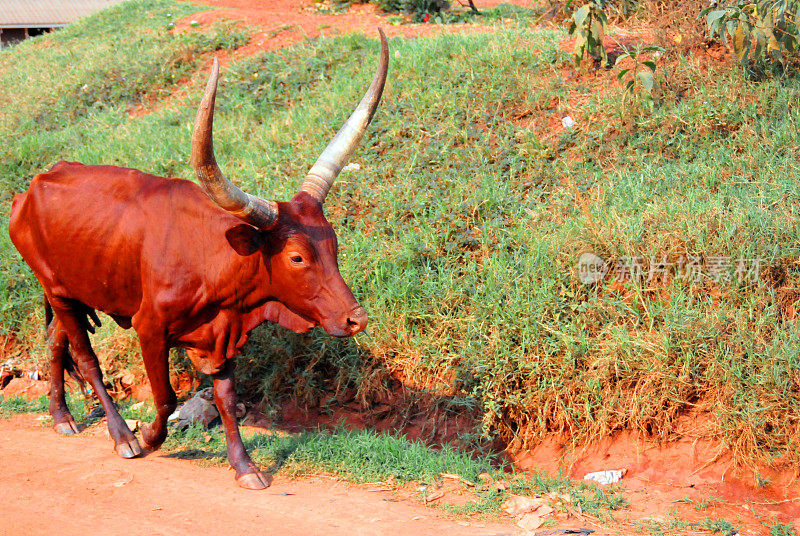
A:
674 495 725 511
165 423 498 482
162 420 628 517
3 0 800 468
701 517 740 534
770 520 797 536
0 394 51 417
0 392 155 423
636 513 742 536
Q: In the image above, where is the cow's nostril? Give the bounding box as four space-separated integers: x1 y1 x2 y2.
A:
346 307 368 333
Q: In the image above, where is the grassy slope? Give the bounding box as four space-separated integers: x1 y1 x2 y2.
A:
3 0 800 465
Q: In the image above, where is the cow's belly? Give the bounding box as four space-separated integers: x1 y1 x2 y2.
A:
34 230 143 316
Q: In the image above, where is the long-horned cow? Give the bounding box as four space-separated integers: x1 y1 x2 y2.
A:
8 30 388 489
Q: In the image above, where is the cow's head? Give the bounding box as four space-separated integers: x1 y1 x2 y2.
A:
190 29 388 338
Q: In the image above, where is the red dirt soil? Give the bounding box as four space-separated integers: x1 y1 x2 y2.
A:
512 429 800 534
175 0 518 46
0 413 518 536
128 0 515 117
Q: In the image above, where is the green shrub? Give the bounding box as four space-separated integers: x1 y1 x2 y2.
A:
372 0 453 22
614 44 664 107
703 0 800 74
568 0 609 66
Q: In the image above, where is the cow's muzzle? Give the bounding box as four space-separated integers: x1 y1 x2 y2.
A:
345 306 368 335
324 306 368 337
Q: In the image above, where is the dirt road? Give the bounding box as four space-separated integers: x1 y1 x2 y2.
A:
0 414 518 536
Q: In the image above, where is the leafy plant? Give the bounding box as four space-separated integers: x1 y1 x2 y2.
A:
769 520 797 536
701 517 740 534
568 0 609 66
703 1 800 73
614 43 664 106
372 0 453 22
756 471 772 487
694 495 723 510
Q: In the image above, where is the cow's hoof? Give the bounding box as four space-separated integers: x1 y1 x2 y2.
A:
236 471 272 490
115 438 143 459
54 421 80 435
140 423 165 452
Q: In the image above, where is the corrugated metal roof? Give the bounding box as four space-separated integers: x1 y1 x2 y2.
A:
0 0 125 28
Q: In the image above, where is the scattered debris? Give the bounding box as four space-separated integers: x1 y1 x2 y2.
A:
342 162 361 172
502 494 555 531
176 387 219 428
583 469 627 485
546 491 572 503
531 530 594 535
425 490 445 502
87 406 105 420
119 371 136 386
440 472 475 487
502 494 549 516
111 474 134 487
518 510 548 531
492 480 509 492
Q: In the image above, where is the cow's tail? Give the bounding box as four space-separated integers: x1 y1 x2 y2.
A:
43 295 89 394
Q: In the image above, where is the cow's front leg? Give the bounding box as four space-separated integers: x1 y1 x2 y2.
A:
212 360 270 490
137 329 177 451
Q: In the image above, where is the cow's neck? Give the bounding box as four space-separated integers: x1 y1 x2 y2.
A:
214 248 274 314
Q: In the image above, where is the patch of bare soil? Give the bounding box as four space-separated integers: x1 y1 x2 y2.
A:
129 0 506 118
510 419 800 534
177 0 495 43
0 413 519 536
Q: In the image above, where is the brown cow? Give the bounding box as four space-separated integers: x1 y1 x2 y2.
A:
8 30 388 489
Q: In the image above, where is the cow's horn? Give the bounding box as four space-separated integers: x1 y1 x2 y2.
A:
191 57 278 229
301 28 389 204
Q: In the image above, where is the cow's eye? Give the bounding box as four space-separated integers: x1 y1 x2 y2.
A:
290 255 303 264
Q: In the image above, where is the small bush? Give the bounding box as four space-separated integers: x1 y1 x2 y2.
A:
568 0 610 66
373 0 450 19
703 0 800 75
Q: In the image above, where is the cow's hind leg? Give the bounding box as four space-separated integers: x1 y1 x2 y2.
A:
48 297 142 458
213 360 270 490
45 305 79 436
136 328 176 451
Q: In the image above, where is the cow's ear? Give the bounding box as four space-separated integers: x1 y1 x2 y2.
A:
225 224 263 256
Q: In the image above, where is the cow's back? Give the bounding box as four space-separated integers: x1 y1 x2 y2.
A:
9 161 203 318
